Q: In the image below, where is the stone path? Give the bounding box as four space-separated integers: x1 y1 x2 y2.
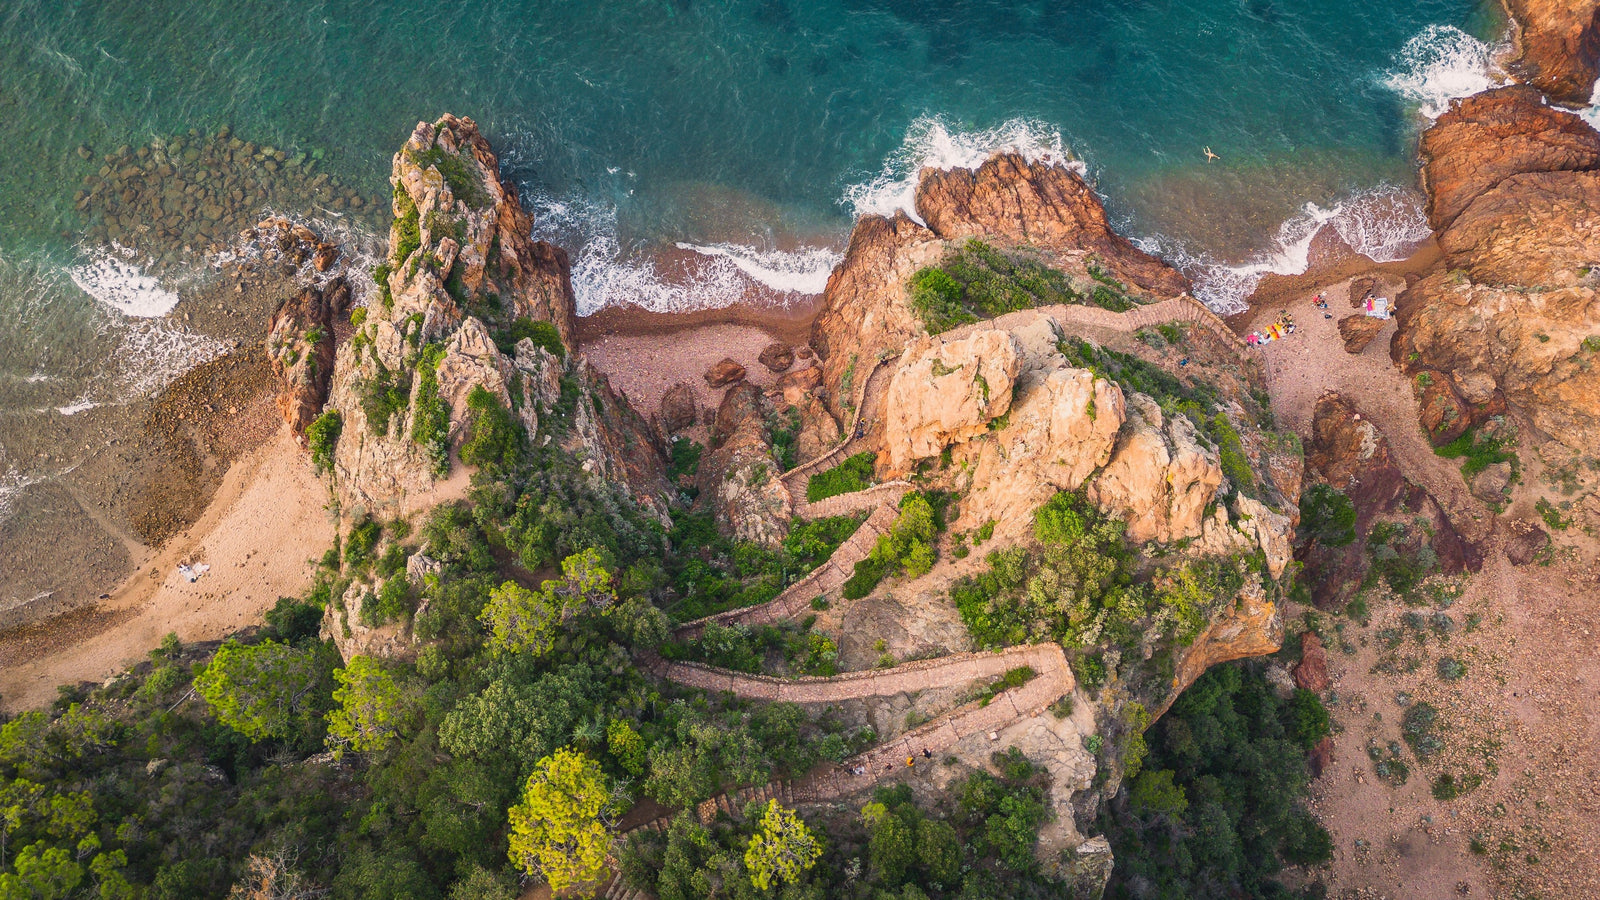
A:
673 503 901 640
627 643 1073 837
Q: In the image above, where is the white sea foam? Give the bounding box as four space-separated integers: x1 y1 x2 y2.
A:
54 399 97 416
68 245 181 317
529 192 843 315
842 115 1083 223
1579 76 1600 130
674 243 840 295
1383 25 1503 120
110 320 231 399
1143 185 1432 315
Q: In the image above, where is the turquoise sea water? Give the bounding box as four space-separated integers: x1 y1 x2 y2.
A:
0 0 1512 551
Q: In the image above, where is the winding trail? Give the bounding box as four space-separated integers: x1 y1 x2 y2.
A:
626 643 1073 841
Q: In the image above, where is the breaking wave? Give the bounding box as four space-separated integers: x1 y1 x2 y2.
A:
68 245 181 317
1142 184 1432 314
1382 24 1503 120
842 115 1084 223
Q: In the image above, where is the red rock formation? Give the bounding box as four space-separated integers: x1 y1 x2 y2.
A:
1420 86 1600 231
758 342 794 373
266 277 350 442
1293 632 1331 693
1397 87 1600 455
1504 0 1600 104
811 153 1192 421
699 382 791 546
915 154 1190 297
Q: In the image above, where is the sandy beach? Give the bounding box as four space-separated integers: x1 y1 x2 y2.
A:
0 424 332 711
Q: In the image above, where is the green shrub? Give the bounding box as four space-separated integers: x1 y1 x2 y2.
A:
1298 483 1357 547
411 344 451 476
459 385 523 470
495 317 566 358
841 492 940 599
409 146 491 209
391 186 421 265
806 451 876 502
908 267 976 333
668 438 702 487
306 410 342 476
1285 688 1330 750
1437 656 1467 681
1534 497 1570 530
1072 654 1107 689
359 364 411 436
344 519 382 568
1401 701 1443 759
1210 413 1256 496
1435 427 1516 479
907 239 1101 333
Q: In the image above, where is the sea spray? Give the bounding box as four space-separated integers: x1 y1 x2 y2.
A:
1383 24 1504 120
528 191 843 315
68 245 181 318
842 115 1083 223
1143 185 1432 314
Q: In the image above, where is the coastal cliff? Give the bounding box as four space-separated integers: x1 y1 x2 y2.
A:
312 115 668 522
1504 0 1600 104
1396 86 1600 461
787 156 1300 882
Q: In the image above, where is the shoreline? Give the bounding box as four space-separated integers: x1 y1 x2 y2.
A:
0 424 332 712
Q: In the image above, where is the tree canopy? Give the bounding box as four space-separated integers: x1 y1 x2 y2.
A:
194 640 322 742
506 748 615 893
744 800 822 891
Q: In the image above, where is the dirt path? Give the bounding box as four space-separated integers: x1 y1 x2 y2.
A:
0 426 333 711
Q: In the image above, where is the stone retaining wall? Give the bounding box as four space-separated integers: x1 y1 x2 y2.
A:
646 643 1067 705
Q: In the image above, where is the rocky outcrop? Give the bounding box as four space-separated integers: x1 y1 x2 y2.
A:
1397 87 1600 454
1416 375 1472 446
1504 0 1600 104
882 330 1022 471
659 381 699 434
1336 314 1385 354
699 382 792 546
1087 395 1224 545
266 277 351 442
811 153 1190 422
1169 578 1283 704
916 154 1190 298
323 115 667 519
1420 86 1600 230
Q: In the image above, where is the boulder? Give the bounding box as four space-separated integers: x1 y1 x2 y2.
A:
1504 518 1551 565
883 329 1022 471
698 383 791 546
704 358 747 388
773 364 823 405
1337 314 1385 354
659 382 699 434
1471 461 1514 503
1293 632 1331 693
757 341 795 373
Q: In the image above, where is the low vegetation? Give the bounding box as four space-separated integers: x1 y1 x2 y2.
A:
806 451 876 502
619 751 1056 898
909 239 1136 333
842 491 943 599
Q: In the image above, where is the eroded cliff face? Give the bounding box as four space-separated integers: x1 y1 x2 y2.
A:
810 153 1191 423
1504 0 1600 104
1396 87 1600 455
321 115 668 521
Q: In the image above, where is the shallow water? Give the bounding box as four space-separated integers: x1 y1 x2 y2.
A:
0 0 1514 571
